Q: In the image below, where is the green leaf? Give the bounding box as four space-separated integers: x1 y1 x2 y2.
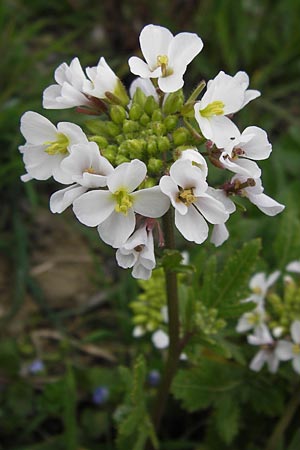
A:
214 394 240 444
288 428 300 450
199 255 218 307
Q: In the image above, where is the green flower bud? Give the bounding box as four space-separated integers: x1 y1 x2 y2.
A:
123 120 140 134
148 157 163 174
105 79 129 107
128 139 145 159
89 135 108 148
172 127 191 146
157 136 171 153
144 95 159 115
164 115 179 131
152 109 163 122
118 141 130 156
142 177 156 188
140 113 151 126
115 154 130 165
129 104 143 121
163 89 184 114
110 105 127 124
132 87 147 106
106 121 121 137
101 147 116 165
146 137 158 156
152 122 166 136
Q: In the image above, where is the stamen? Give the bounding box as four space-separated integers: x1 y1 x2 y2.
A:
200 101 225 118
113 189 133 215
157 54 173 77
177 187 195 206
44 133 69 155
292 344 300 355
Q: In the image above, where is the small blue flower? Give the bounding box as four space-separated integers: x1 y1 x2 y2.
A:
148 369 161 387
92 386 109 405
28 359 45 374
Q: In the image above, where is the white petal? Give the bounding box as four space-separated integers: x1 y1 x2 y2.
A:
128 56 154 78
242 89 261 108
179 149 208 179
208 116 240 149
133 186 170 218
107 159 147 193
139 24 173 69
159 175 187 214
275 341 294 361
211 223 229 247
266 270 281 288
291 320 300 344
152 329 169 349
249 350 267 372
97 209 135 248
292 356 300 374
168 32 203 71
175 207 209 244
129 77 159 100
116 249 137 269
158 74 184 93
50 184 87 213
57 122 88 146
170 159 207 193
240 126 272 160
73 190 114 226
43 85 65 109
267 353 279 373
220 155 261 178
194 194 229 224
132 264 153 280
247 193 285 216
206 187 236 213
286 261 300 273
20 111 57 144
236 315 253 333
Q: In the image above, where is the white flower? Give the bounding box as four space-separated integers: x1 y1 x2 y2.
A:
50 184 87 214
152 329 169 349
236 304 267 333
194 71 260 148
232 175 285 216
160 159 229 244
128 24 203 93
60 141 114 187
248 324 279 373
205 187 236 247
73 159 170 248
178 149 208 179
220 126 272 178
83 57 128 105
19 111 88 183
116 225 156 280
286 261 300 274
43 57 90 109
242 270 281 305
276 320 300 374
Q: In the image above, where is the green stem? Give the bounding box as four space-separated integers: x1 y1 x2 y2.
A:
265 383 300 450
150 209 181 433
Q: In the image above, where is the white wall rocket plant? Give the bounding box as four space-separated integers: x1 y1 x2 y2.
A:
19 23 286 445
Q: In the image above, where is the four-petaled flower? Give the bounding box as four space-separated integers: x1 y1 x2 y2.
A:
159 159 229 244
128 24 203 93
247 324 279 373
73 159 170 248
194 71 260 148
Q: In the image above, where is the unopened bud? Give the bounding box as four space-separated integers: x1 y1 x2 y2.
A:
115 154 130 165
140 113 151 126
152 122 166 136
101 147 116 164
144 95 159 115
128 139 145 159
147 137 158 156
129 104 143 121
110 105 127 124
148 157 163 174
164 115 178 131
106 121 120 137
163 90 184 114
132 87 147 106
152 110 163 122
123 120 140 134
142 177 156 188
89 136 108 148
172 127 190 146
157 136 171 153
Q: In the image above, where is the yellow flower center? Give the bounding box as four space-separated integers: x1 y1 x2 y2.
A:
247 312 261 325
113 189 133 215
157 54 173 77
200 101 225 118
44 133 69 155
292 344 300 355
252 286 262 295
84 167 96 174
177 188 196 206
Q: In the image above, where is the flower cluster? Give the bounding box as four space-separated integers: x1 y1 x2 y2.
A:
236 261 300 374
19 24 284 280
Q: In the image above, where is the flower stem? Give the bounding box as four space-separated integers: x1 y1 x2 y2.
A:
150 208 181 433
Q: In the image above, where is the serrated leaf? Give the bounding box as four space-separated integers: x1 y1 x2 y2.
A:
200 255 217 307
214 395 240 444
213 239 261 313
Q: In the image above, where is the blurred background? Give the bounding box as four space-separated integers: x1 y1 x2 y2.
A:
0 0 300 449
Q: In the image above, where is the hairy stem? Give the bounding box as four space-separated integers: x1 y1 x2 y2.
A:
150 209 181 433
265 383 300 450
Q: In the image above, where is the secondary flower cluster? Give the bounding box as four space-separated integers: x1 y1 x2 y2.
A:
236 261 300 374
19 24 284 279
